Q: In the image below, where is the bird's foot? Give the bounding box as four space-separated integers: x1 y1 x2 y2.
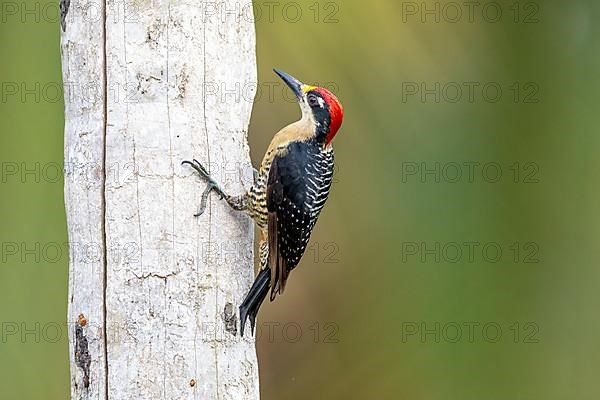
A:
182 159 225 217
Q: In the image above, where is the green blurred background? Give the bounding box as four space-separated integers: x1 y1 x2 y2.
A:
2 0 600 398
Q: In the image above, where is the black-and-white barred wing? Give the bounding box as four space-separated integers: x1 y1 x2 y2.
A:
304 146 334 221
267 142 335 299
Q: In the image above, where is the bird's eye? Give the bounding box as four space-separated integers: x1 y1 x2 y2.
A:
307 94 319 107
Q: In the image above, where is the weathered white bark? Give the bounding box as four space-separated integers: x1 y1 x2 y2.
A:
61 1 259 399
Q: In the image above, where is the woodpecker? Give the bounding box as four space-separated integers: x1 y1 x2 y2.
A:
183 69 344 336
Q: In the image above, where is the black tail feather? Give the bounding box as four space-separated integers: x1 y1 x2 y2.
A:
239 268 271 337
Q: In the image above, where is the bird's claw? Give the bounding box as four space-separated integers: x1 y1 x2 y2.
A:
182 159 210 179
182 159 226 217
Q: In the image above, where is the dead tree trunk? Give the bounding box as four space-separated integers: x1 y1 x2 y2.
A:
60 1 259 398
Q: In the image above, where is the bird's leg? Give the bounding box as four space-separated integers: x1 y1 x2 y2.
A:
182 159 247 217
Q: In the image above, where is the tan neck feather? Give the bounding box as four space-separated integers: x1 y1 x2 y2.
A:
259 119 315 171
260 100 317 170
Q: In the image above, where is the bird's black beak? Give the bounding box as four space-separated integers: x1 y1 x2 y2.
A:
274 69 304 100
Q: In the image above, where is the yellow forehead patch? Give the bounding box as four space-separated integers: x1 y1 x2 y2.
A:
301 84 317 93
